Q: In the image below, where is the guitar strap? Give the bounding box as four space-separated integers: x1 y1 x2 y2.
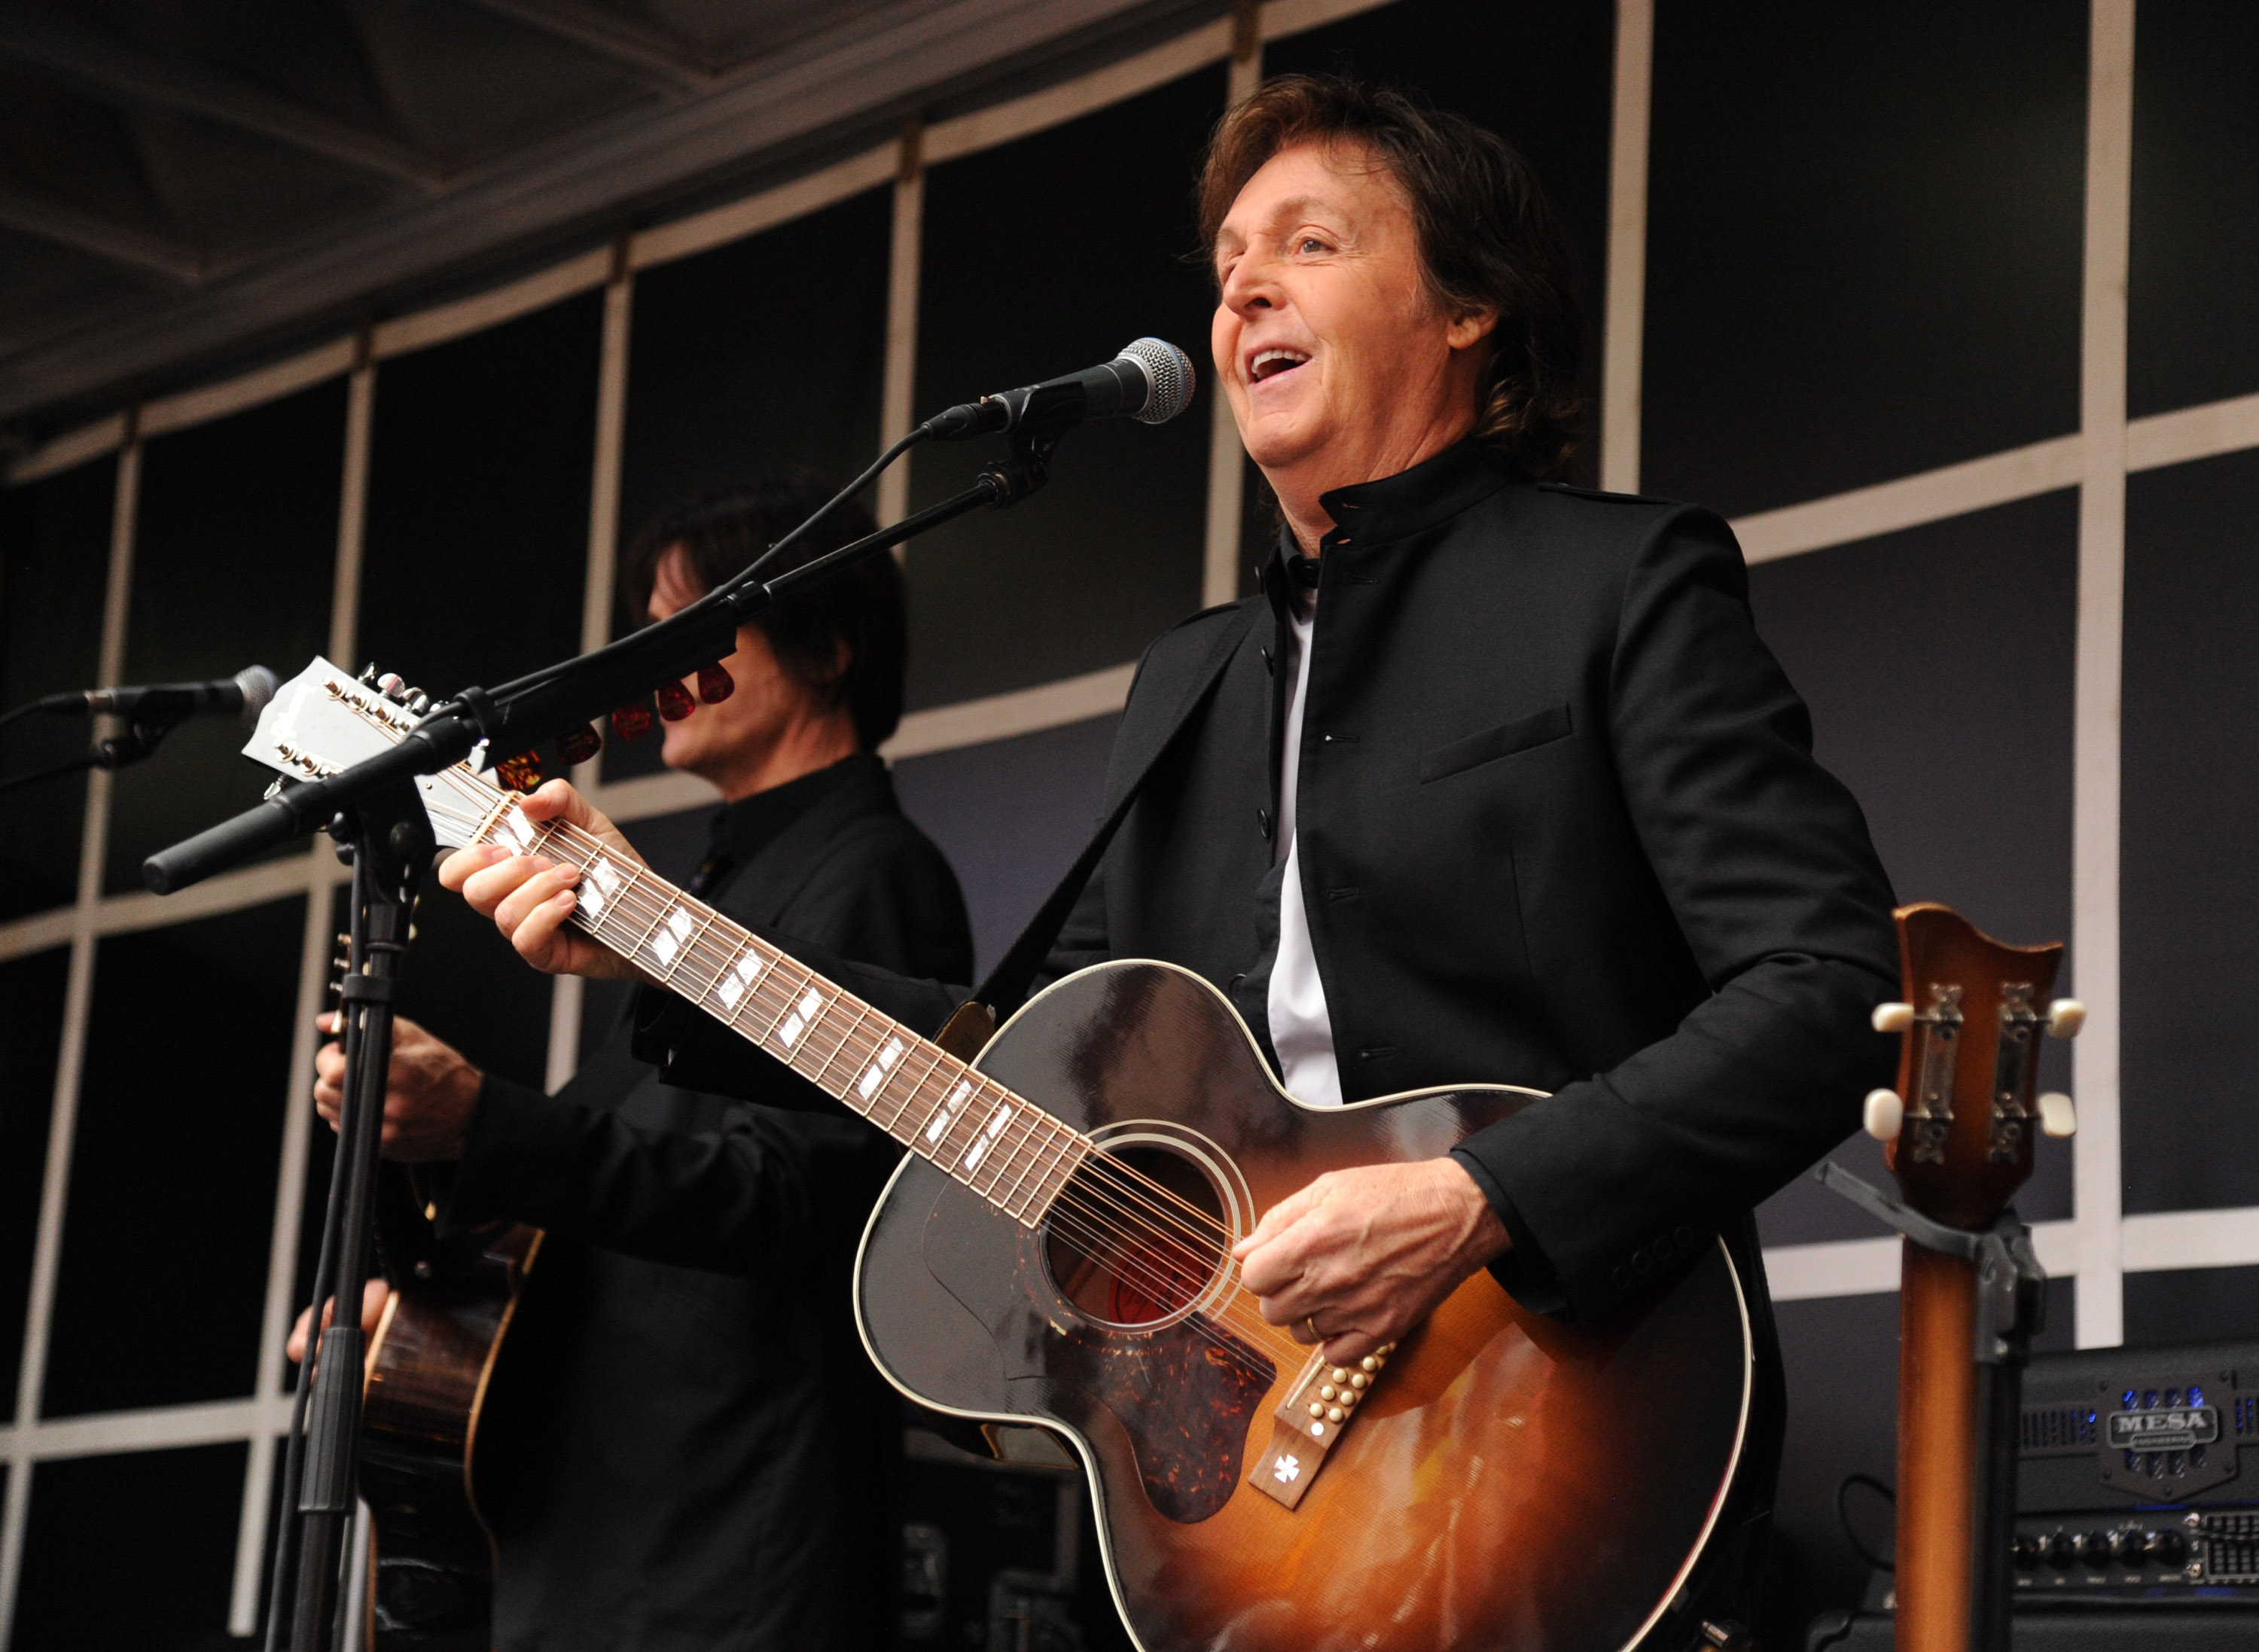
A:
968 599 1263 1027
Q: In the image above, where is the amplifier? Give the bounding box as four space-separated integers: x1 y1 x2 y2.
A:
2013 1337 2259 1604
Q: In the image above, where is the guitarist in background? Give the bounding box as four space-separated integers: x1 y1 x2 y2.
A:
447 78 1901 1636
294 475 972 1650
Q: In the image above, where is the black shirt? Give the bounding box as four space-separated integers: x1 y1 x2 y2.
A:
451 753 972 1651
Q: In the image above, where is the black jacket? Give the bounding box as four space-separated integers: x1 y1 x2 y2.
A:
451 754 972 1652
641 442 1900 1323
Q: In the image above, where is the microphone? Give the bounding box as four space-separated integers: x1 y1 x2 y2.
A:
922 338 1196 440
39 664 279 724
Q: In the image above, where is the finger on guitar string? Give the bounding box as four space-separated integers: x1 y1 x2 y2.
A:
1233 1158 1511 1364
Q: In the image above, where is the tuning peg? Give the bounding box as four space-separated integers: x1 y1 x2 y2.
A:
696 663 736 704
2038 1092 2077 1137
2047 999 2087 1038
407 691 431 715
558 722 602 766
656 680 697 721
376 672 407 701
358 663 380 684
1872 1002 1916 1034
611 699 654 741
1863 1087 1904 1141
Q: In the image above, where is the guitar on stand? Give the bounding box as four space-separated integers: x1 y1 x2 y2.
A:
1818 903 2084 1651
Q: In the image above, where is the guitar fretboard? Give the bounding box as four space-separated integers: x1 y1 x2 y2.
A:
478 794 1088 1227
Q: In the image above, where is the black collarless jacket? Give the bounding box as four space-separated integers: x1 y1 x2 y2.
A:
641 442 1901 1327
452 754 971 1652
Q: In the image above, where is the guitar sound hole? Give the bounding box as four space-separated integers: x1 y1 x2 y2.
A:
1044 1144 1230 1328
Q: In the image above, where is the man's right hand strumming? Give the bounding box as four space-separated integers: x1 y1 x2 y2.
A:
441 778 647 980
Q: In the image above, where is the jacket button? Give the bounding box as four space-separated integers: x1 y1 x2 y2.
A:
1257 807 1273 840
1611 1265 1633 1291
1674 1225 1698 1248
1631 1248 1654 1276
1261 646 1274 675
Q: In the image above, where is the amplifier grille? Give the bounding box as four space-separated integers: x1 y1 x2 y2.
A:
2237 1395 2259 1437
2021 1405 2099 1449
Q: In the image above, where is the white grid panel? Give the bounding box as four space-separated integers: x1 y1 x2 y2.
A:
1 0 2254 1638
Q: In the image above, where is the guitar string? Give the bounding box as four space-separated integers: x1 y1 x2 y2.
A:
414 774 1309 1371
409 760 1322 1373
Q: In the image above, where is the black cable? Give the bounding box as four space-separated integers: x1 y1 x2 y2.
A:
0 700 49 735
1837 1471 1896 1572
0 753 100 795
458 425 933 714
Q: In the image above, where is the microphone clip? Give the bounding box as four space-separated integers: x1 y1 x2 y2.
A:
975 422 1062 511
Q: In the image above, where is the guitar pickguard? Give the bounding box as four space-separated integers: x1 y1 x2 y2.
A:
920 1178 1274 1523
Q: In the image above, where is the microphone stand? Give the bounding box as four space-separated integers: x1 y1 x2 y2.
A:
178 414 1066 1650
0 714 187 794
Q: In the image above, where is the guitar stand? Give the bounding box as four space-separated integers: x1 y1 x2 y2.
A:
1817 1161 2045 1652
264 780 433 1652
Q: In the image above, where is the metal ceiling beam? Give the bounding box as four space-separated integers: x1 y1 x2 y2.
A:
0 183 203 284
0 0 1198 426
0 11 443 193
459 0 715 93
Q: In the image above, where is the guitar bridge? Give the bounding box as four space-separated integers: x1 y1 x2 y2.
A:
1246 1342 1395 1510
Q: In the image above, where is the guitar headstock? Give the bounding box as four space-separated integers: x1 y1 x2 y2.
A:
1863 902 2083 1230
240 657 517 851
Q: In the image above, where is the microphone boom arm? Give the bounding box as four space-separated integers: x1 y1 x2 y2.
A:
143 434 1059 895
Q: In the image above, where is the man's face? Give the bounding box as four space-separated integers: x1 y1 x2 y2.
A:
645 547 809 785
1211 139 1492 488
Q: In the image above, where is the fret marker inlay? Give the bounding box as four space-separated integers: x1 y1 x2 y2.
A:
963 1104 1013 1171
650 906 696 965
925 1081 974 1144
716 946 767 1009
858 1038 906 1101
777 988 825 1049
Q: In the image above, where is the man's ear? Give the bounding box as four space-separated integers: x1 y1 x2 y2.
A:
1447 306 1500 353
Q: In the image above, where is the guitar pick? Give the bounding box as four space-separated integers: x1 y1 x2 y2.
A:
558 723 602 766
495 751 542 793
697 663 735 704
657 680 697 721
610 699 654 741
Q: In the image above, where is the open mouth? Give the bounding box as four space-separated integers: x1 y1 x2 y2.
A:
1248 347 1310 383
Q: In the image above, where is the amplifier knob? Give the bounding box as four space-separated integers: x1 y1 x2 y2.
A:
2113 1529 2148 1565
2078 1531 2112 1568
2012 1533 2041 1571
2045 1532 2078 1570
2152 1529 2188 1568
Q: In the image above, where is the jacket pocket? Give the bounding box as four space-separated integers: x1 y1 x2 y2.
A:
1418 703 1573 784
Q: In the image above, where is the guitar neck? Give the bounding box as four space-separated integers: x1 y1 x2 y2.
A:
476 794 1087 1227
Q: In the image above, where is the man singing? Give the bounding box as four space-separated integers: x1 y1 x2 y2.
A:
443 78 1898 1632
297 476 971 1650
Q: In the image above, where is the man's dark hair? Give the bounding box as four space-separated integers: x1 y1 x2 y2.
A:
1198 74 1584 481
623 473 905 750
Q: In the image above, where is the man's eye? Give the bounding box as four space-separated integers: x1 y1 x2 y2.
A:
1297 236 1328 255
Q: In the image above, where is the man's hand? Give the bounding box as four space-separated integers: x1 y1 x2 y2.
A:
285 1276 391 1364
1232 1157 1510 1364
314 1013 482 1161
438 779 646 980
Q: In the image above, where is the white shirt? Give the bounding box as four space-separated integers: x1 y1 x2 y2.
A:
1266 587 1344 1107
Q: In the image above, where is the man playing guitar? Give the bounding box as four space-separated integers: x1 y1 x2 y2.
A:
295 476 972 1650
447 78 1901 1637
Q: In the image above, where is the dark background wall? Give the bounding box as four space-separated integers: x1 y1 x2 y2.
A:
4 2 2258 1646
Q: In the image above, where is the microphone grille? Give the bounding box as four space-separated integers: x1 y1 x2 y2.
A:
236 664 279 722
1118 338 1195 425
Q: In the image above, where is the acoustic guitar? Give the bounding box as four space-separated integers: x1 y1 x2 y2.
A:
1849 904 2082 1650
310 928 542 1649
252 657 1756 1652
